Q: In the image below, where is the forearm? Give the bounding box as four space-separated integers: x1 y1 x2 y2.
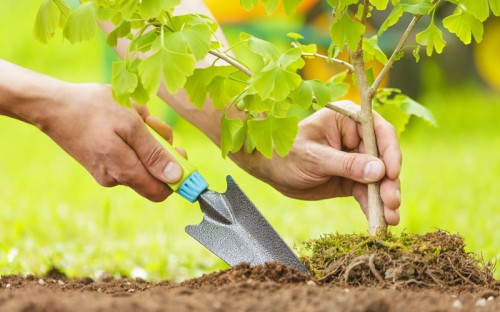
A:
0 59 65 128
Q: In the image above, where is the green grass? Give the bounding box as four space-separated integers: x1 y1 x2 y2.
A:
1 1 499 281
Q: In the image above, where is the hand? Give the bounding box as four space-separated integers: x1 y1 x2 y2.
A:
232 101 402 225
37 82 183 202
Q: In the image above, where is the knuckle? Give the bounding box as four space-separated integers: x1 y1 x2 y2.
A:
342 154 358 176
145 145 168 169
93 172 117 187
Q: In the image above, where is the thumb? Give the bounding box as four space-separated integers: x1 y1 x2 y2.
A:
323 148 385 183
126 119 183 185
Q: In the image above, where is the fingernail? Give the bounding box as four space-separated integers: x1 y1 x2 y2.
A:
163 161 182 183
396 189 401 205
363 161 384 181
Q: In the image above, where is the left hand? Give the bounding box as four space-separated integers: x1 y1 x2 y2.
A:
231 101 402 225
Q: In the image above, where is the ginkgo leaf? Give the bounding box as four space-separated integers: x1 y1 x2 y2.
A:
416 21 446 56
400 0 433 15
112 61 139 105
139 47 195 95
241 33 281 61
250 63 302 101
107 21 131 47
327 0 358 11
240 0 259 10
140 0 180 19
378 4 403 36
33 0 60 44
184 66 238 108
63 3 97 44
370 0 389 10
330 13 365 51
247 115 299 158
491 0 500 16
262 0 279 14
443 9 484 44
221 116 247 157
460 0 489 22
53 0 70 27
283 0 303 14
363 36 388 64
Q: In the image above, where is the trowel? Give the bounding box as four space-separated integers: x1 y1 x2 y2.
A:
163 143 307 273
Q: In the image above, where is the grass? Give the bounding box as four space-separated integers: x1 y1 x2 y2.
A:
1 1 499 281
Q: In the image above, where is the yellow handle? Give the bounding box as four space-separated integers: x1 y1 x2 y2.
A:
163 142 197 192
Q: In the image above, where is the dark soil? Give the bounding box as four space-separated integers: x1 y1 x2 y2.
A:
1 232 498 311
1 262 499 311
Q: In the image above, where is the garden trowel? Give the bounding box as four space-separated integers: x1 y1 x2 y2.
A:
163 143 307 273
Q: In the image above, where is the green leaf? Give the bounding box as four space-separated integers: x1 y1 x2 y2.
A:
112 61 139 105
327 0 358 11
290 81 314 109
283 0 303 14
178 23 212 60
240 0 259 10
242 94 274 113
241 33 281 61
262 0 279 14
107 21 131 47
280 47 305 71
287 32 304 41
399 0 433 15
221 116 247 157
33 0 60 44
374 102 411 136
330 13 365 51
398 95 436 126
140 0 180 19
416 21 446 56
370 0 389 10
412 45 420 62
184 66 239 108
53 0 70 27
460 0 489 22
247 115 299 158
139 47 195 95
442 9 484 44
250 63 302 101
63 3 97 44
491 0 500 16
131 30 159 52
378 4 403 36
363 36 388 64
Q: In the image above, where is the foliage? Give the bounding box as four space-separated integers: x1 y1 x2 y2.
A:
32 0 499 157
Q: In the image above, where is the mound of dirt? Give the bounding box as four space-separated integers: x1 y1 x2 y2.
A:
301 231 496 290
180 262 312 289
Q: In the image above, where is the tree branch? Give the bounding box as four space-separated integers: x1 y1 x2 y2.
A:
324 101 361 122
370 15 422 93
291 42 354 72
208 50 252 77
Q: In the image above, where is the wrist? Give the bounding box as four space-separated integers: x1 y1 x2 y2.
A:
0 60 69 129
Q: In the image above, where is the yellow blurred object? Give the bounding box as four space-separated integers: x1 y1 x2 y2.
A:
204 0 318 23
474 18 500 91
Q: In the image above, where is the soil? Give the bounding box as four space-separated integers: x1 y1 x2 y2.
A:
1 262 499 312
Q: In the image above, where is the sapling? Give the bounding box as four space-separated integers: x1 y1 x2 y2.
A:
33 0 499 238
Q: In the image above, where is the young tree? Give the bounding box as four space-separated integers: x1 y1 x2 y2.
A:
33 0 499 237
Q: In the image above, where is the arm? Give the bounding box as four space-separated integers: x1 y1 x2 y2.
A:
0 58 183 201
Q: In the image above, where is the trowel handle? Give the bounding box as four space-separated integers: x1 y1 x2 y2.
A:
163 142 208 203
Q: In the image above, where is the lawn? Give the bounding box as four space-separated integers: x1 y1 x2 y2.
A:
0 1 499 281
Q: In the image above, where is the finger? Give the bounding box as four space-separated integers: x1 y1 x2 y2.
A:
352 183 368 218
176 147 188 159
373 112 402 180
110 140 172 202
384 207 400 226
119 115 182 184
133 103 150 121
380 177 401 211
318 146 386 184
353 182 400 225
145 116 173 144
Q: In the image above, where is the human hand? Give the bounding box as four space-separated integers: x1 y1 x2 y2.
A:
232 101 401 225
37 82 184 201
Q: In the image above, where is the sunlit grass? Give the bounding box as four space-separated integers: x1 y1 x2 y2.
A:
1 1 499 281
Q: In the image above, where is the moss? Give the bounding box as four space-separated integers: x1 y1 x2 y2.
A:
300 230 495 288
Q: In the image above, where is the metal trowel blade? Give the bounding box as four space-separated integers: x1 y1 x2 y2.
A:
185 176 307 273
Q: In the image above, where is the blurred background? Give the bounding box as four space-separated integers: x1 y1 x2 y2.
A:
0 0 499 281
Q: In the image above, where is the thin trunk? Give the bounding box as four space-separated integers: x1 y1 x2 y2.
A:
350 49 387 237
